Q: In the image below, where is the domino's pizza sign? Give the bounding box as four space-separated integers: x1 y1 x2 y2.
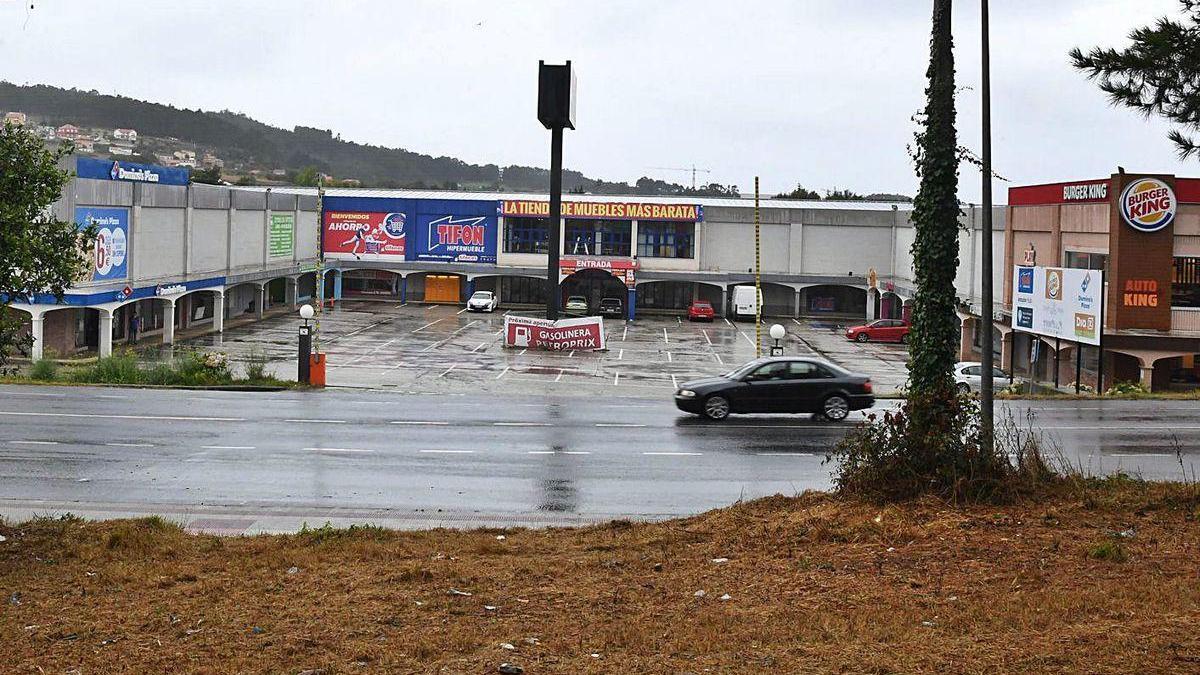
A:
75 207 129 281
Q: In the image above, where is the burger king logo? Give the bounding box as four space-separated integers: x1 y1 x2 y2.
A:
1120 178 1176 233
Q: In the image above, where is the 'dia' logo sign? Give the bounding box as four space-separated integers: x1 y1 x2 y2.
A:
1120 178 1176 233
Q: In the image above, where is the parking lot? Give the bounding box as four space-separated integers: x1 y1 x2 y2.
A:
179 301 911 396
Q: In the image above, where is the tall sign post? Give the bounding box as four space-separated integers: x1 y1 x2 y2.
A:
979 0 996 450
538 60 576 320
754 176 762 358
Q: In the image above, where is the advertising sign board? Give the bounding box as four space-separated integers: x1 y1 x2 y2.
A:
504 315 606 351
322 210 407 260
1119 177 1176 233
501 199 702 221
75 206 129 281
559 256 636 287
1010 265 1102 346
411 199 498 263
269 213 295 258
76 157 190 186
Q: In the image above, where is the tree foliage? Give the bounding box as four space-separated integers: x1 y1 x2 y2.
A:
0 123 95 368
1070 0 1200 158
190 165 223 185
775 184 823 200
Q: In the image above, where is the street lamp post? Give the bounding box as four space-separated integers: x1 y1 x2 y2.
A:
769 323 785 356
298 303 314 384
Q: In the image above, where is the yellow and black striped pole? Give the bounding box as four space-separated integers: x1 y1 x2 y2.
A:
314 178 324 354
754 176 761 358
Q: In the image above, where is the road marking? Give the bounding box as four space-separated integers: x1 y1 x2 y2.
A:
519 348 527 356
724 318 733 327
391 420 449 426
555 369 565 382
739 330 756 347
618 349 623 360
105 442 154 448
305 447 373 453
666 351 673 362
412 319 444 333
471 342 487 353
596 423 647 428
702 329 712 346
496 366 509 380
663 327 669 344
528 450 591 455
11 440 58 445
1109 453 1175 457
713 352 724 365
614 372 620 386
643 451 702 456
420 449 474 454
0 411 244 422
568 350 575 357
0 391 64 397
494 422 550 427
438 364 457 378
457 308 468 314
622 325 628 341
1044 425 1200 431
285 418 347 424
202 445 255 450
671 374 678 388
756 452 816 457
95 394 130 400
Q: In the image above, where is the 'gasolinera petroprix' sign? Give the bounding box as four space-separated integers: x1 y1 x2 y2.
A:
504 315 606 351
1120 178 1176 233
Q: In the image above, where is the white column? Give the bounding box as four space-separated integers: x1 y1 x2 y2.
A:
30 313 44 360
213 291 225 333
1139 364 1155 391
256 284 266 319
99 310 114 357
162 299 176 345
286 277 298 308
866 289 877 320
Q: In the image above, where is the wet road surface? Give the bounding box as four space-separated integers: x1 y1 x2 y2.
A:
1 385 1196 532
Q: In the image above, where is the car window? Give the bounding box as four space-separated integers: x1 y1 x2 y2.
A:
748 362 789 381
787 361 833 379
964 366 982 376
993 368 1007 378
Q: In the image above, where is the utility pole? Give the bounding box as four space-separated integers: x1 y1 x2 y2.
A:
980 0 995 451
755 176 762 358
538 61 576 320
314 174 324 355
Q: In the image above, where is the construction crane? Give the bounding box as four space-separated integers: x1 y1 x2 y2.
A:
649 165 712 190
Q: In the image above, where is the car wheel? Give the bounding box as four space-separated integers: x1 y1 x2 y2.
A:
703 395 731 421
957 382 971 395
900 333 909 344
855 333 870 343
821 394 850 421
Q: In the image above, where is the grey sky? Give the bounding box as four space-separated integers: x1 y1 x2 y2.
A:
0 0 1192 201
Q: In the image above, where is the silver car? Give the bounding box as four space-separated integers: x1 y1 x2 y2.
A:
954 361 1013 393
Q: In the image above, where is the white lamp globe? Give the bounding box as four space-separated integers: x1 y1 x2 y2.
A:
299 304 315 320
769 323 786 340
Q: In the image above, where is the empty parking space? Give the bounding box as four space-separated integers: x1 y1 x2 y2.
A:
179 301 908 396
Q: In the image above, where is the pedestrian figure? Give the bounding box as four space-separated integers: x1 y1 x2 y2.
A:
128 311 140 344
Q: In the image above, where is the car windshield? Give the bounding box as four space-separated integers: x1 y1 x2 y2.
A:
693 301 711 308
567 296 586 303
600 299 620 307
470 292 491 300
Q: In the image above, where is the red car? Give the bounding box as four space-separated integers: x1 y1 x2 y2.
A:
687 300 716 321
846 319 910 343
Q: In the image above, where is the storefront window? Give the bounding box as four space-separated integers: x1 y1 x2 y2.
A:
503 217 550 254
636 281 692 309
637 222 695 259
499 276 547 304
1173 257 1200 308
565 219 631 257
343 270 398 296
1064 251 1107 272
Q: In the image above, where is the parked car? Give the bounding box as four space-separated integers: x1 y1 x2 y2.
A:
564 295 589 315
466 290 498 312
954 361 1014 393
731 286 761 321
687 299 715 322
598 297 624 318
845 319 910 343
674 356 874 421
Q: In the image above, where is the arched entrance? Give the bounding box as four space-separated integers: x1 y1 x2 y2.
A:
798 285 868 318
406 272 467 304
561 268 627 314
339 269 403 298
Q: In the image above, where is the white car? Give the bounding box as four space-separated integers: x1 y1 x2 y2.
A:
954 361 1013 393
466 290 498 312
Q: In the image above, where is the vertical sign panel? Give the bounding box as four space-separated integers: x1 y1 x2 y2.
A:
75 206 129 281
269 213 295 258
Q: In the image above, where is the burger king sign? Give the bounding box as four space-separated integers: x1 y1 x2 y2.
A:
1120 178 1176 233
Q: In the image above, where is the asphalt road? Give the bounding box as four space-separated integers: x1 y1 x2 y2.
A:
1 385 1197 533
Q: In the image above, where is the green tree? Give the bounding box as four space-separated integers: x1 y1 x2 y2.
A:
0 124 95 369
190 165 222 185
1070 1 1200 157
236 174 257 186
907 0 960 430
775 184 822 200
824 188 866 201
292 165 320 187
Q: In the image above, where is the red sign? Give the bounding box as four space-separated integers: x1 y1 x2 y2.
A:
323 211 406 259
1008 180 1110 206
501 199 701 221
559 256 637 288
503 315 606 351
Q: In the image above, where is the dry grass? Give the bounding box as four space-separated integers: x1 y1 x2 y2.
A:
2 482 1199 674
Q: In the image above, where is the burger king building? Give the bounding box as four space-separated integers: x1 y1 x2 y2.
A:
964 172 1200 392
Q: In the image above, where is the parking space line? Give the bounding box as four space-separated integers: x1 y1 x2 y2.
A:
739 330 756 347
105 442 154 448
643 451 702 456
555 368 565 382
618 349 623 360
391 421 450 426
756 452 816 457
663 327 669 344
596 423 647 428
412 319 444 333
667 351 673 362
671 374 678 388
457 308 468 314
419 449 475 454
614 372 620 386
285 419 347 424
496 366 509 380
11 440 58 445
438 364 457 378
622 325 628 341
471 342 487 353
519 348 527 355
305 447 373 453
568 350 575 357
724 318 733 327
702 329 712 346
713 352 724 365
202 445 255 450
494 422 551 427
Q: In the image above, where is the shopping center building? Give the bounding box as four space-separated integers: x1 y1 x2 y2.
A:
956 172 1200 392
10 157 1008 361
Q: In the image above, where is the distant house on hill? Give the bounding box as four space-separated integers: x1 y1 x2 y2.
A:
4 111 26 126
112 128 138 143
202 153 224 169
75 138 95 153
56 124 80 140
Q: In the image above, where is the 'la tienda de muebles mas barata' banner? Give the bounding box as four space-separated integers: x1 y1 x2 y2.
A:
503 315 606 351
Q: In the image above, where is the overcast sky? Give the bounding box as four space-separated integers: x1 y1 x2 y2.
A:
0 0 1193 201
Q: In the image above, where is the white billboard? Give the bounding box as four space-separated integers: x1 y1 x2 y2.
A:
1011 266 1102 346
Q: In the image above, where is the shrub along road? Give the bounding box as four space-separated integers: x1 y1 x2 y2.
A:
1 385 1198 532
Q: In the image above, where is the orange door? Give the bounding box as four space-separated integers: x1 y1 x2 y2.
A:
425 275 461 304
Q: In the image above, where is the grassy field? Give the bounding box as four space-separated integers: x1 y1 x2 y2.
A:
2 480 1198 674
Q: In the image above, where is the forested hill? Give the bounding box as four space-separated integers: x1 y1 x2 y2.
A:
0 82 743 195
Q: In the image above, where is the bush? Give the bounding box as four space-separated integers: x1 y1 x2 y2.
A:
1087 539 1127 562
29 358 59 381
244 348 269 381
1065 381 1096 394
70 352 141 384
1105 381 1149 397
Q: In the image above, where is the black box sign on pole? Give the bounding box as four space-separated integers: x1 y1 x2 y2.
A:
298 325 312 384
538 60 575 320
538 61 576 130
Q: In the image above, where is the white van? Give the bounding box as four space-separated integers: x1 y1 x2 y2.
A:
732 286 762 321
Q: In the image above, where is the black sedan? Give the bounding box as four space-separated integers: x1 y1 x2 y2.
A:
673 357 874 421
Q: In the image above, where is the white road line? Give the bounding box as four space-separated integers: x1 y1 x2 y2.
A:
390 420 450 426
95 394 130 400
792 318 804 328
618 349 624 360
496 366 509 380
420 449 474 454
472 342 487 353
1044 425 1200 431
202 445 255 450
568 350 575 357
643 451 702 456
0 411 244 422
438 364 457 378
457 308 468 314
519 348 527 356
0 391 64 397
596 423 647 428
756 452 816 457
667 351 673 362
528 450 591 455
555 369 565 382
10 440 58 445
1109 453 1175 457
713 352 724 365
671 374 678 388
614 372 620 386
739 330 756 347
305 447 373 453
702 329 712 346
105 442 154 448
412 319 444 333
563 450 591 455
285 418 348 424
622 325 628 341
663 327 670 344
494 422 550 427
724 318 733 327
